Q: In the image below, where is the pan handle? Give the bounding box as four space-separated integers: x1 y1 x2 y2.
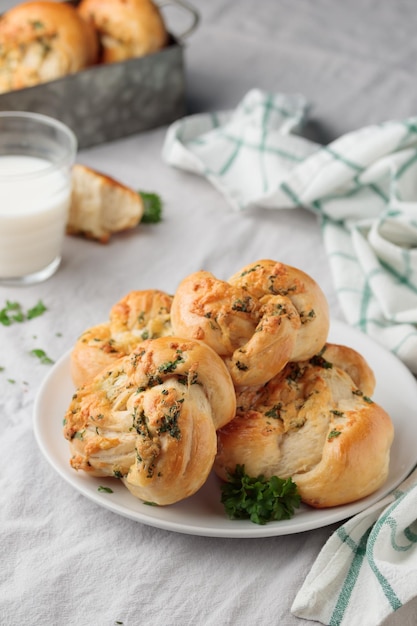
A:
158 0 200 41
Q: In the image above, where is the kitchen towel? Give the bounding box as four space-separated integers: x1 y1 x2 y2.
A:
291 465 417 626
162 89 417 374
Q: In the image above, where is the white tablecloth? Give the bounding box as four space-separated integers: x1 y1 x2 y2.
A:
1 1 417 624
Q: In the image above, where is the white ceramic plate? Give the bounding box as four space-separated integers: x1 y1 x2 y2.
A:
33 320 417 538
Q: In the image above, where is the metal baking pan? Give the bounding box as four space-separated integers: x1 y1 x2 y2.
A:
0 0 199 149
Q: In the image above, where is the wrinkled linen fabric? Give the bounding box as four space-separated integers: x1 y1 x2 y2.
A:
163 89 417 374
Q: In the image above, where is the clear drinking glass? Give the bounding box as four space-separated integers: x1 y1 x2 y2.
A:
0 111 77 286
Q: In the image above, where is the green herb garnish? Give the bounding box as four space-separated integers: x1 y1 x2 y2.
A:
30 348 54 364
139 191 163 223
98 486 113 493
27 300 47 319
157 401 182 439
220 465 301 525
264 404 282 419
0 299 47 325
0 301 23 325
158 355 184 373
231 297 252 313
328 429 342 440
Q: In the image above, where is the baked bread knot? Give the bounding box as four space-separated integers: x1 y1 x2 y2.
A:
0 1 98 93
214 343 394 508
64 336 236 505
71 289 173 388
170 260 330 387
78 0 168 64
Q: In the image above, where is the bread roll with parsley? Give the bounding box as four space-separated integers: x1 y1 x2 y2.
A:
78 0 168 64
170 260 330 387
214 344 394 508
67 164 144 243
318 342 376 398
0 1 98 93
64 337 236 506
71 289 173 388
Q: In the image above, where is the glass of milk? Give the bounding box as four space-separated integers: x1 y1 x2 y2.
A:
0 111 77 285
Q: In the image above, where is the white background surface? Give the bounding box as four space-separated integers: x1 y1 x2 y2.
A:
1 1 417 624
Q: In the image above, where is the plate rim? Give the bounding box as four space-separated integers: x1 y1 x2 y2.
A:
33 319 417 538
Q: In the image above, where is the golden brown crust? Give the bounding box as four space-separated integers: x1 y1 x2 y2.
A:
70 322 121 390
0 1 99 93
320 342 375 397
78 0 168 64
293 402 393 508
214 346 394 508
70 289 174 388
228 259 330 362
64 337 236 505
170 260 330 387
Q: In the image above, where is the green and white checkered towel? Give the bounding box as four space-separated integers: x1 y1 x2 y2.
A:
162 89 417 375
291 466 417 626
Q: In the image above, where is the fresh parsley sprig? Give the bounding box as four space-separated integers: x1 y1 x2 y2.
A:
30 348 54 365
27 300 47 319
138 191 163 223
0 299 47 326
98 486 113 493
220 465 301 525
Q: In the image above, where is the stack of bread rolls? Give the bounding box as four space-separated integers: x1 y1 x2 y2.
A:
64 259 394 510
0 0 168 93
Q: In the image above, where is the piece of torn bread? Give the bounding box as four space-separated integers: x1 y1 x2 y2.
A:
67 163 144 243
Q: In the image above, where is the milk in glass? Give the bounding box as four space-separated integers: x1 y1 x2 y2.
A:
0 155 71 279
